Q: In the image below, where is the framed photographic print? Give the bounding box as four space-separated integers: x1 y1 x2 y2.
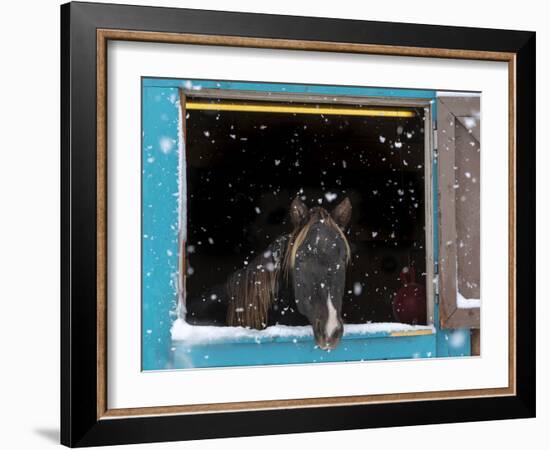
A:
61 1 536 447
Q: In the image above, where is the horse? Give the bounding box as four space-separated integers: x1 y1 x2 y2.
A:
185 197 352 350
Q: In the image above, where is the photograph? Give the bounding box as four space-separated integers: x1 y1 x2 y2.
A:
141 78 480 370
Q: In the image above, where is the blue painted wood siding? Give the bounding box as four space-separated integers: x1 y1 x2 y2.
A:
173 332 437 369
142 87 181 370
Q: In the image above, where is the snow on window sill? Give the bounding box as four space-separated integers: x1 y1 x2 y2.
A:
171 319 435 345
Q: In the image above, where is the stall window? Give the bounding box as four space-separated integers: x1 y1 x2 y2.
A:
181 92 429 327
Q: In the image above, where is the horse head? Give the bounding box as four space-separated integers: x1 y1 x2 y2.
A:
285 196 352 350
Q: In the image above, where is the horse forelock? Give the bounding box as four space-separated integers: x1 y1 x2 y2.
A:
283 207 351 278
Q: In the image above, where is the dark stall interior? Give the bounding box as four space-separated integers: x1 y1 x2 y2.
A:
184 97 427 324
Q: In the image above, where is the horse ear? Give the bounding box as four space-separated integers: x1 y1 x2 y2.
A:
331 197 352 229
290 197 308 227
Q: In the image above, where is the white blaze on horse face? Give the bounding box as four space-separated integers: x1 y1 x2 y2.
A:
325 293 339 338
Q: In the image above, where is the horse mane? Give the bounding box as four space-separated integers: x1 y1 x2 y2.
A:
226 207 351 329
225 237 285 329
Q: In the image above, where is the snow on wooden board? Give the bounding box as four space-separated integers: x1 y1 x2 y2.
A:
456 291 481 309
171 319 435 344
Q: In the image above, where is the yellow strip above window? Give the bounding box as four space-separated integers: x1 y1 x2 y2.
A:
186 101 416 117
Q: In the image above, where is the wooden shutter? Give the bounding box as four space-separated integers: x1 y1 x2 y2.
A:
437 96 481 329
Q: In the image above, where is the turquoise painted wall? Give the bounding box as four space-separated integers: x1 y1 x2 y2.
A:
142 87 181 370
173 333 437 369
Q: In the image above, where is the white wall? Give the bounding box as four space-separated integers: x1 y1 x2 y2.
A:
0 0 546 449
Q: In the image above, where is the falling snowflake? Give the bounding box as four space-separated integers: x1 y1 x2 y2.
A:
159 136 174 154
463 117 477 129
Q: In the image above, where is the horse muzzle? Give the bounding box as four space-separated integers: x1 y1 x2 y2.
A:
313 319 344 351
